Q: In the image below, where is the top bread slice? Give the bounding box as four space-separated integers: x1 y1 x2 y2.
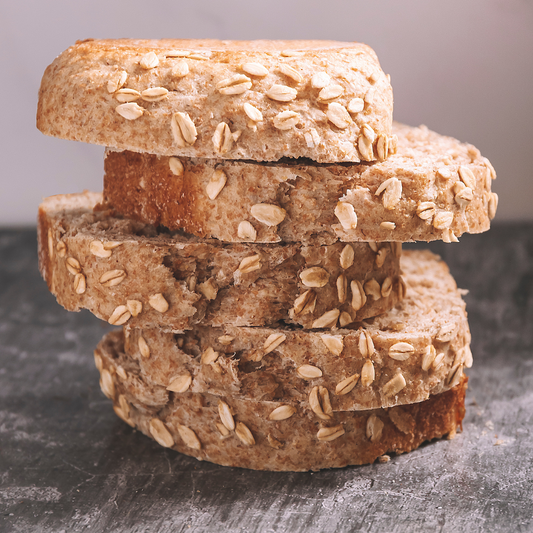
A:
36 39 393 163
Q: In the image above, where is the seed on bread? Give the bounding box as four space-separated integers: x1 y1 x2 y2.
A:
339 244 354 269
171 60 189 78
250 204 286 226
300 267 329 288
241 62 269 77
375 177 402 210
139 52 159 70
171 112 197 147
66 257 81 275
317 425 345 442
381 276 393 298
149 418 174 448
433 211 454 230
266 84 297 102
100 269 126 287
263 333 286 354
177 424 201 450
212 123 234 154
339 311 353 327
197 278 218 300
238 254 261 274
148 293 169 313
167 373 192 393
115 88 141 103
141 87 168 102
73 273 86 294
366 414 384 442
126 299 142 317
336 274 347 304
217 74 252 95
351 280 367 312
359 330 375 358
326 102 352 129
107 71 128 94
375 248 389 268
273 110 300 130
364 279 381 300
309 386 333 420
138 335 150 358
311 72 330 89
360 359 375 387
488 192 498 220
376 134 389 160
237 221 257 241
218 400 235 431
320 334 344 356
201 346 219 365
99 368 115 399
312 309 340 329
318 84 344 102
421 345 436 371
279 63 303 83
417 202 436 221
334 202 357 230
358 135 374 161
235 422 255 446
389 342 415 361
206 169 227 200
347 98 364 114
108 305 131 326
292 290 317 316
297 364 323 380
383 373 407 396
268 405 296 421
458 166 476 189
362 124 376 143
335 374 359 396
243 103 263 122
115 102 144 120
56 241 67 257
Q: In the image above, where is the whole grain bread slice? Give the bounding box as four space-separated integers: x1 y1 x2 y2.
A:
37 39 393 163
103 123 497 243
118 249 471 412
95 329 467 471
38 191 401 331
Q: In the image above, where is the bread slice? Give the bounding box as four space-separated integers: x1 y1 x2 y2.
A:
103 123 498 243
95 329 467 471
118 249 471 412
38 192 402 331
37 39 393 163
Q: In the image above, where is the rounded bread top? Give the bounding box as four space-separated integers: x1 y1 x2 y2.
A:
37 38 393 163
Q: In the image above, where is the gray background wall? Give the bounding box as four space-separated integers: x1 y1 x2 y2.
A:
1 0 532 226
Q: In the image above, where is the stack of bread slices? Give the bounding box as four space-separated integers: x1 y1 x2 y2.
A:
36 39 498 471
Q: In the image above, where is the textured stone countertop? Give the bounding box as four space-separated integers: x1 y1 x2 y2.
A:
1 224 532 532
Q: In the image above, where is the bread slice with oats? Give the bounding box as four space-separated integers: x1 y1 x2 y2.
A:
95 328 467 471
102 123 498 244
115 249 471 412
37 39 394 163
38 191 402 331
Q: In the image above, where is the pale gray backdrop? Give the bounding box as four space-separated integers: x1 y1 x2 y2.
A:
1 0 532 226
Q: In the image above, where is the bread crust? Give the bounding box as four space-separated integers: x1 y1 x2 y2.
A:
102 123 497 243
96 329 467 471
119 249 471 411
38 191 401 330
36 39 393 163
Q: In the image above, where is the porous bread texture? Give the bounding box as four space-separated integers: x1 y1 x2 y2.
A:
121 249 471 411
96 329 467 471
37 39 393 163
103 123 498 244
38 191 401 331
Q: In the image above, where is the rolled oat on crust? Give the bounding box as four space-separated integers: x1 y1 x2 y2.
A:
96 329 467 471
120 249 471 411
103 123 497 243
38 191 401 331
37 39 393 163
